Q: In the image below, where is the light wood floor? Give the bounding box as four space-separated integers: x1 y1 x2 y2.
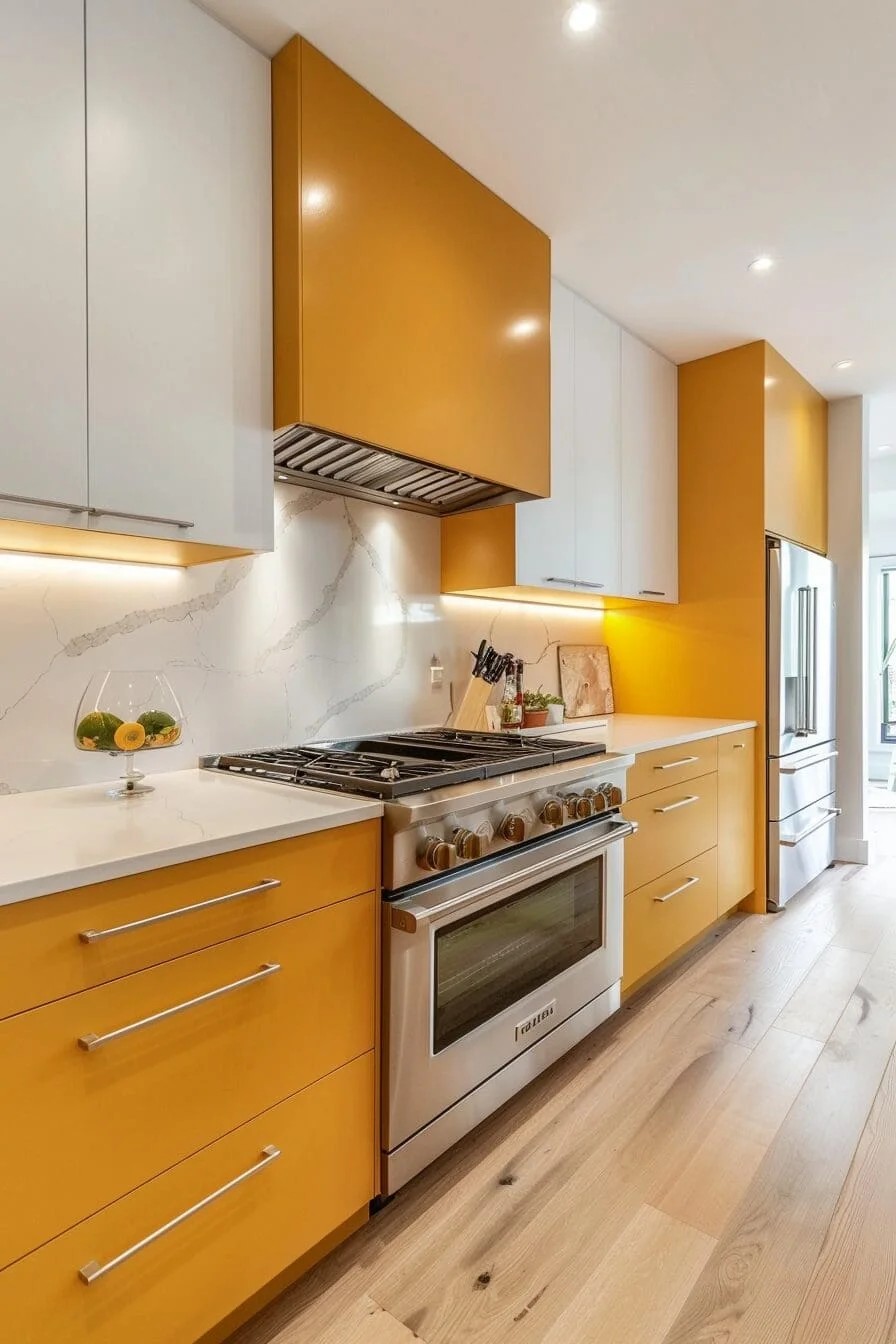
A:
231 815 896 1344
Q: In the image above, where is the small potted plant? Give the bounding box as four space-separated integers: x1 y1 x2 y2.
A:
545 692 565 726
522 688 551 729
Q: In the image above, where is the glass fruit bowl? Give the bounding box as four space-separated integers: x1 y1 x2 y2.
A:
74 671 185 797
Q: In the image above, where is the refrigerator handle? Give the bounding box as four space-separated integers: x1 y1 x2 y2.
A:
767 540 783 747
796 585 810 736
809 586 819 735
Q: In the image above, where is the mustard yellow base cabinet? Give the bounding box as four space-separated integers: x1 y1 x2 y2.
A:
623 849 719 990
717 729 757 914
0 820 378 1021
0 893 375 1271
622 731 756 992
0 1053 375 1344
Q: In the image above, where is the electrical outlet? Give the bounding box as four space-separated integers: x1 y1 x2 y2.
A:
430 656 444 690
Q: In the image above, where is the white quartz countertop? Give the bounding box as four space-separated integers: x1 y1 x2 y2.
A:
0 769 383 907
522 712 757 754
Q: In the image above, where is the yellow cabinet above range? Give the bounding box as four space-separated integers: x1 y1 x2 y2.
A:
272 38 551 513
441 280 678 608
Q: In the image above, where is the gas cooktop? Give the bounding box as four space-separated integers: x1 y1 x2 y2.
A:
210 728 606 800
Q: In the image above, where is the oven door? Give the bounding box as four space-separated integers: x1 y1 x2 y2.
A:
384 815 633 1154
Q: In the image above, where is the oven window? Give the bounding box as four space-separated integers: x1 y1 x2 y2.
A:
433 855 604 1053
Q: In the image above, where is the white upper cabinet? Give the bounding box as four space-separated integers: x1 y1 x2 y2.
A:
573 296 621 596
0 1 88 527
516 281 576 591
86 0 273 551
514 282 675 605
620 331 678 602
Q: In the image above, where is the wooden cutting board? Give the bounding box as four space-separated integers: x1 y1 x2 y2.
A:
558 644 615 717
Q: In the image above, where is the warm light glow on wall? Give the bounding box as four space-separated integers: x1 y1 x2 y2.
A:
0 552 184 580
442 595 603 622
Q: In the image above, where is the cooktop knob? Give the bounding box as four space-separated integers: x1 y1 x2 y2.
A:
540 799 564 827
418 837 458 872
594 782 623 808
498 813 527 842
453 827 483 861
584 786 609 812
563 793 594 820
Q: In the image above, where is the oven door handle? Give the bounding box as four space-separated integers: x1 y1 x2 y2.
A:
390 818 637 933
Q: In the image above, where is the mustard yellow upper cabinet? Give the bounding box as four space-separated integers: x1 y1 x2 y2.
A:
272 38 550 499
764 346 828 554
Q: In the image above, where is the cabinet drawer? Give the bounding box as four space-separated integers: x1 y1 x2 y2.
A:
0 1052 374 1344
0 892 375 1271
623 849 718 990
0 820 378 1020
624 774 717 893
625 738 718 801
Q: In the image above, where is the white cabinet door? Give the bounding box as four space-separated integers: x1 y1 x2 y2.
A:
86 0 272 550
573 295 621 596
515 280 577 592
620 331 678 602
0 1 88 527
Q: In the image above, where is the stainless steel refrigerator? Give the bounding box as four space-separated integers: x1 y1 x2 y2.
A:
767 537 838 911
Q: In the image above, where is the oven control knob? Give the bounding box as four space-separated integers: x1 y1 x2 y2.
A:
601 782 623 808
540 799 564 827
584 787 609 813
498 812 527 843
418 837 458 872
453 828 483 861
564 793 594 820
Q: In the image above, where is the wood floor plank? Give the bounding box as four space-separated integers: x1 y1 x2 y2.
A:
316 1297 427 1344
788 1048 896 1344
659 921 896 1344
540 1205 715 1344
656 1027 822 1237
774 945 872 1041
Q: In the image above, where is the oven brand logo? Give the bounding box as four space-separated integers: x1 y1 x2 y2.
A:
514 1000 557 1042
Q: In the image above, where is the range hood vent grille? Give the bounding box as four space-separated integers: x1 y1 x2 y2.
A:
274 424 530 516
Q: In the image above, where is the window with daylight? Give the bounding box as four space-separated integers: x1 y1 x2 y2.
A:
881 568 896 744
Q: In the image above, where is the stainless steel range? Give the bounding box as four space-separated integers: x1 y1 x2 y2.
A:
209 729 634 1193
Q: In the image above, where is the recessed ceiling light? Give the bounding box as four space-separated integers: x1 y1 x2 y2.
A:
748 255 775 273
565 2 599 34
833 359 854 370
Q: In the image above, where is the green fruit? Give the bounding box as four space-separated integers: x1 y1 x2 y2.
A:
137 709 177 736
76 710 123 750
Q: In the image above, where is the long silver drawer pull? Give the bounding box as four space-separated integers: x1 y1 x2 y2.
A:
575 579 606 590
544 577 606 590
654 876 700 904
780 806 842 848
654 756 700 771
78 878 282 944
0 490 88 514
779 749 839 775
89 506 194 530
639 589 666 597
544 576 579 586
653 795 699 814
78 1144 281 1285
77 962 280 1052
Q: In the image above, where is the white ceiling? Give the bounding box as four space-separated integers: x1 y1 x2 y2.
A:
200 0 896 399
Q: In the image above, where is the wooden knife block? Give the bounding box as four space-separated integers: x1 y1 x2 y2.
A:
451 675 495 732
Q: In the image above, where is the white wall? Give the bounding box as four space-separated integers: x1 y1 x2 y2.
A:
0 484 604 794
828 396 869 862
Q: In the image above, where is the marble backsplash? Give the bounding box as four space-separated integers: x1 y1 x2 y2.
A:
0 484 603 794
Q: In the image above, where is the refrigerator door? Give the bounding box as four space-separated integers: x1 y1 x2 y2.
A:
767 538 836 758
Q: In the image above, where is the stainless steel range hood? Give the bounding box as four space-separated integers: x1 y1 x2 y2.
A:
273 423 532 517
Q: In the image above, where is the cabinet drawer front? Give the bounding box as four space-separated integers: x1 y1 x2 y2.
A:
625 738 718 801
0 1052 374 1344
624 774 718 893
0 820 378 1020
0 893 375 1271
623 849 718 990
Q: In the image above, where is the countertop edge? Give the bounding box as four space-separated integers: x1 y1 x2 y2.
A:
612 720 758 754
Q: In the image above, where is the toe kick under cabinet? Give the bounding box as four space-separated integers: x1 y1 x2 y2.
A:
622 730 756 992
0 821 379 1344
